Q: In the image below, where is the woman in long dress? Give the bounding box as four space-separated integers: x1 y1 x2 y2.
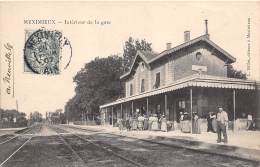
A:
151 114 159 131
143 115 149 130
131 116 138 130
211 113 217 133
158 114 162 130
207 112 214 132
160 115 167 132
137 114 144 130
126 117 131 131
118 118 123 131
179 112 184 131
192 113 200 134
182 112 191 133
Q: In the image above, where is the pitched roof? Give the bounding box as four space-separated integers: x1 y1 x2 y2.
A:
120 34 236 80
120 50 157 79
138 50 158 61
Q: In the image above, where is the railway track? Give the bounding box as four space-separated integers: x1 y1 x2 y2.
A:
1 124 258 167
49 125 146 167
59 125 260 167
0 124 42 167
0 137 32 167
0 128 32 145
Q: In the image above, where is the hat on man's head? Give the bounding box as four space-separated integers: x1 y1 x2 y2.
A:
217 106 223 109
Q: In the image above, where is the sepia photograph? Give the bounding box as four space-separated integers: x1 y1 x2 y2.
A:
0 1 260 167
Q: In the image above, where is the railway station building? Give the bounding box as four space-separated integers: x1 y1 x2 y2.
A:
100 21 260 131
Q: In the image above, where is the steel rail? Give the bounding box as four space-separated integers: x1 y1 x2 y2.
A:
46 125 86 167
73 133 146 167
0 137 32 167
57 134 86 167
0 127 32 145
62 125 260 165
53 125 146 167
0 125 42 166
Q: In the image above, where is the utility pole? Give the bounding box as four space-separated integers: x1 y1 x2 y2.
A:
16 100 18 116
14 100 18 123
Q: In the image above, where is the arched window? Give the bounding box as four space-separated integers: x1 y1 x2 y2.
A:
196 52 202 61
141 79 145 92
140 62 145 72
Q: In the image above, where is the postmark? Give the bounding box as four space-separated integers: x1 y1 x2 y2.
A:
24 29 72 74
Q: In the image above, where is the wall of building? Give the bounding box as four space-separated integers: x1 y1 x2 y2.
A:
256 90 260 129
125 77 134 97
124 43 229 97
173 44 227 80
150 61 166 88
125 61 149 97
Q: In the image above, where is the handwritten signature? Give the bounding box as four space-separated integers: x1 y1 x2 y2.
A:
2 43 13 95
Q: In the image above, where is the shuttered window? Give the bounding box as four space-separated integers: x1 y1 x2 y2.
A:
154 72 160 88
141 79 145 92
130 84 133 96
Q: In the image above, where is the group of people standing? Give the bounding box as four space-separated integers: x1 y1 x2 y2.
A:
117 113 168 132
207 107 255 144
179 107 229 143
179 112 201 134
116 106 255 145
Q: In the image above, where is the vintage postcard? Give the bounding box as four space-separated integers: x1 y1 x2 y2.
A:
0 1 260 167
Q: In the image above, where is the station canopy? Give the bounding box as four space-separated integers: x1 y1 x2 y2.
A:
100 74 259 109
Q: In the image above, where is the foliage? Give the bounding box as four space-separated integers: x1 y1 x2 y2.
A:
123 37 152 72
0 108 27 128
65 37 153 122
65 55 124 121
227 65 247 79
59 112 67 124
64 97 82 121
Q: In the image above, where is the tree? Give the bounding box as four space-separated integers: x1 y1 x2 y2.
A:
64 97 82 122
68 55 124 120
227 65 247 79
65 37 153 122
0 108 27 128
123 37 152 72
59 112 66 124
16 112 27 127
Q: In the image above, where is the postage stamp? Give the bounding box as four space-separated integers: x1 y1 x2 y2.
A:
24 29 72 74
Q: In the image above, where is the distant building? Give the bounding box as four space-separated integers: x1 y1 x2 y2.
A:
46 111 61 124
100 20 260 130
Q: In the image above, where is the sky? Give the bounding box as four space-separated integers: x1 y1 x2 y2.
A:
0 2 260 117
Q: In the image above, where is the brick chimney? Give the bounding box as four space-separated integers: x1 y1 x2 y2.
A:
166 42 172 50
184 31 190 42
205 19 208 35
204 19 210 39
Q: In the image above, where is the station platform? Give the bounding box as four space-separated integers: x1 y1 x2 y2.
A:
66 124 260 162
